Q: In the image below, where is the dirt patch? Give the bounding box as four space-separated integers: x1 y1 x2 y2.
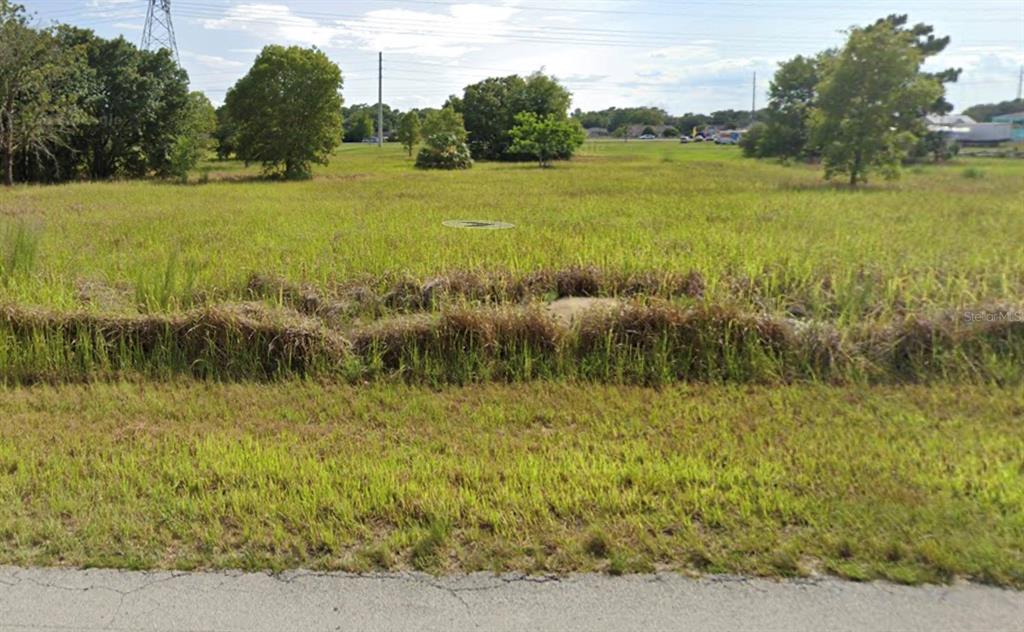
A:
74 279 134 312
546 297 620 326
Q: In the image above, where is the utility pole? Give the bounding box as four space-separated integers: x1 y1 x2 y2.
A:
378 52 384 148
141 0 180 65
750 71 757 126
1017 65 1023 102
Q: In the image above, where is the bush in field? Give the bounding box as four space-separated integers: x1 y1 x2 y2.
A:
225 45 343 179
508 112 586 167
739 123 766 158
906 131 959 164
415 132 472 170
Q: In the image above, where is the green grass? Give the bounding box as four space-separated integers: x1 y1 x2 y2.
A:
0 143 1021 584
0 142 1021 318
0 142 1021 384
0 381 1020 585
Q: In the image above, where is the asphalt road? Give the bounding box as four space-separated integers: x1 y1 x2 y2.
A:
1 566 1021 632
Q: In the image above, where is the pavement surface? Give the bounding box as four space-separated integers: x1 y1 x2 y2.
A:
0 566 1021 632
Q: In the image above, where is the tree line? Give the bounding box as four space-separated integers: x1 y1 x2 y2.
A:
740 14 963 184
962 99 1024 123
0 1 215 185
216 58 587 175
571 106 762 137
5 3 1001 186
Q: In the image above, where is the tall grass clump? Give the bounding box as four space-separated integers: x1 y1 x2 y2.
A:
133 251 200 312
0 304 346 384
0 299 1022 385
0 222 41 283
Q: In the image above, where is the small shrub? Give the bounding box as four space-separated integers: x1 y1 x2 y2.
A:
962 167 985 179
415 132 473 170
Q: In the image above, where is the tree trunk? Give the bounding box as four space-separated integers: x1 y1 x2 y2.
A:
850 148 862 186
3 110 12 186
3 140 12 187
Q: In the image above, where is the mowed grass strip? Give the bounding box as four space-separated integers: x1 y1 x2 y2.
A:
0 381 1020 585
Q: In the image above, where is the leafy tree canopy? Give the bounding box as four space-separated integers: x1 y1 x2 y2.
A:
455 72 572 160
421 106 467 143
225 45 343 179
0 2 91 185
811 21 941 184
509 112 585 167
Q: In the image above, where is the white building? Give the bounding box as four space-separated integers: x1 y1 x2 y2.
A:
925 114 1012 146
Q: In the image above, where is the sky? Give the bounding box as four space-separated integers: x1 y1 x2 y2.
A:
28 0 1024 114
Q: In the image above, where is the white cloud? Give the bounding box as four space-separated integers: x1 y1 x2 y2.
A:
335 4 521 58
649 45 717 61
181 51 249 71
201 3 341 47
200 3 522 58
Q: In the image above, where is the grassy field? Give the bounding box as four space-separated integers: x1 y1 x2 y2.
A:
0 381 1021 586
0 142 1022 585
1 142 1022 314
0 142 1022 384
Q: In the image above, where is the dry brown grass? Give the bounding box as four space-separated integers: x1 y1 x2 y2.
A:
0 296 1021 385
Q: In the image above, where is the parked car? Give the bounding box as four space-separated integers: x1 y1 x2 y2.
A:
638 134 657 140
361 136 380 144
714 130 743 145
679 136 691 143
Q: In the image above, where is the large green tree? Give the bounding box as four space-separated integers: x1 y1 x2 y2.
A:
508 112 585 167
963 99 1024 122
0 3 89 185
456 72 572 160
225 45 343 179
869 14 960 115
811 21 940 185
54 27 189 180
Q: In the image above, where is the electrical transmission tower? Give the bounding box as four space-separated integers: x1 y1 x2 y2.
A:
142 0 180 64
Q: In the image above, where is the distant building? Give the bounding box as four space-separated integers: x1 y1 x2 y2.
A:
925 114 1012 146
991 111 1024 142
926 113 976 126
